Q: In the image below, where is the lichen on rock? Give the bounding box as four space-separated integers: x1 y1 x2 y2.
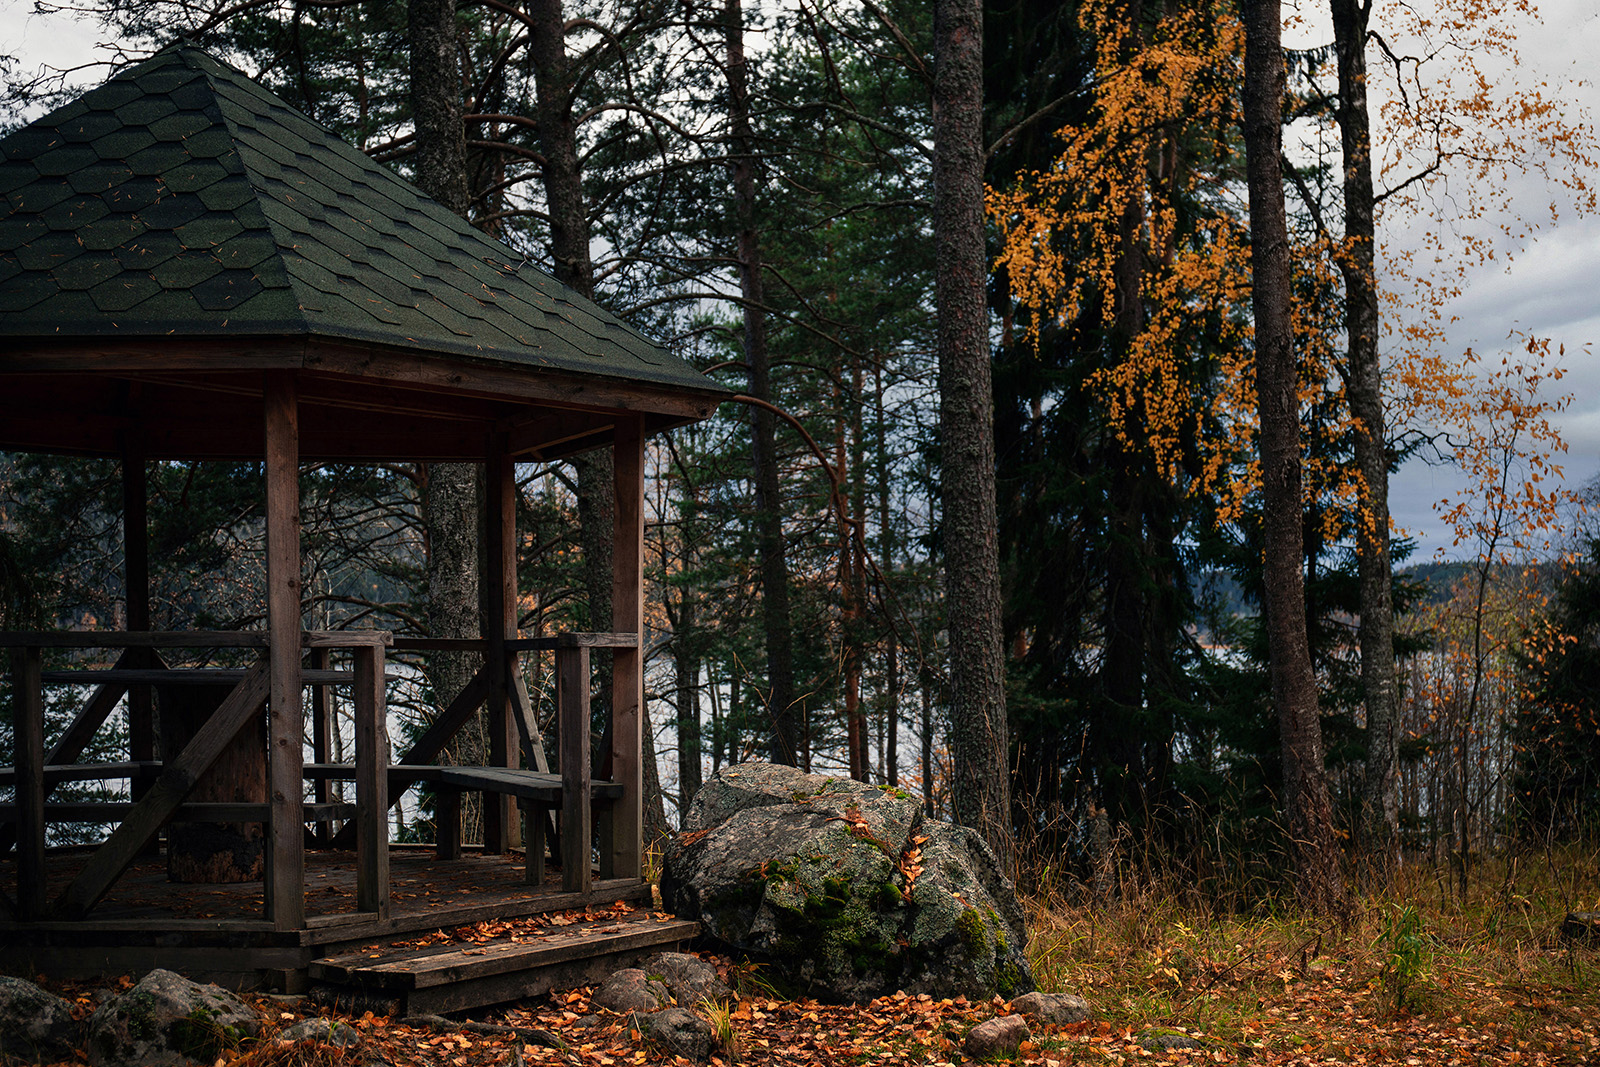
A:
662 763 1033 1002
0 975 82 1064
86 969 259 1067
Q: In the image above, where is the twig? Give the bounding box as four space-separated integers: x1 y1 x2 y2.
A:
403 1013 566 1050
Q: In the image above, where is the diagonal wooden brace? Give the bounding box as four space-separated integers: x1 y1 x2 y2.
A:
53 664 270 920
328 663 493 850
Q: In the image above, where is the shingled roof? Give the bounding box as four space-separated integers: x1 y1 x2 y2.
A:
0 43 716 396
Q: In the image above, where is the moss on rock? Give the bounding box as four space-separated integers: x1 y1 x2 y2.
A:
662 763 1034 1003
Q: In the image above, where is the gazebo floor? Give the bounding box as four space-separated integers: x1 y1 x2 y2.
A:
0 845 666 996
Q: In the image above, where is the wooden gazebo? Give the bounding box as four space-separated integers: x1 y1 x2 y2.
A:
0 44 724 998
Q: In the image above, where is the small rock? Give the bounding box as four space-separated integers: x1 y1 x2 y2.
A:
570 1014 605 1029
0 975 82 1064
644 1006 716 1062
1136 1031 1206 1051
277 1018 363 1047
643 952 732 1004
1010 990 1089 1025
963 1014 1029 1061
593 969 670 1013
87 969 260 1067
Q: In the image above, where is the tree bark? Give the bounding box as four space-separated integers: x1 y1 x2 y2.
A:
410 0 484 804
524 0 665 844
1240 0 1344 913
934 0 1012 863
1332 0 1400 875
722 0 800 766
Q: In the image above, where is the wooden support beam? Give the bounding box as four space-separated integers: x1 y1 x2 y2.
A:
435 789 462 861
0 632 269 648
506 633 638 651
264 371 305 931
353 644 389 917
525 800 546 885
310 648 331 845
53 666 270 919
482 441 516 854
557 645 591 895
609 415 645 880
12 646 46 920
121 444 155 780
41 669 379 685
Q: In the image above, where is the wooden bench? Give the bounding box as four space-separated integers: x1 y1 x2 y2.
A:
303 763 621 887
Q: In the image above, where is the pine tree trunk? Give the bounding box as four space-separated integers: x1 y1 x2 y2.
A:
410 0 486 838
1241 0 1344 913
674 636 702 825
876 369 901 787
723 0 799 766
934 0 1012 864
527 0 667 844
1102 2 1151 824
1332 0 1400 875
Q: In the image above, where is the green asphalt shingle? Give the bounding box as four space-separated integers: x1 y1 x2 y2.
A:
0 45 721 395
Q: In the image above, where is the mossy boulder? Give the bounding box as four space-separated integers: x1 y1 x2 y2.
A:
0 975 82 1064
86 969 259 1067
662 763 1033 1002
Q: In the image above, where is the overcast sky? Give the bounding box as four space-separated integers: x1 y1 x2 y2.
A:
3 0 1596 563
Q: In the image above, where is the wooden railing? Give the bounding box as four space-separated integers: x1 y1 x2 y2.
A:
1 628 639 924
1 630 389 924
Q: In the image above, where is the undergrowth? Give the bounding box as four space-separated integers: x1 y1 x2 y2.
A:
1021 840 1600 1045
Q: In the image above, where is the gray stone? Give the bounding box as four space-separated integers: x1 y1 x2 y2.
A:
1010 990 1089 1025
644 1006 715 1063
963 1015 1029 1061
1136 1031 1206 1051
86 969 259 1067
592 969 669 1013
662 763 1033 1003
0 975 82 1064
277 1018 362 1047
642 953 731 1005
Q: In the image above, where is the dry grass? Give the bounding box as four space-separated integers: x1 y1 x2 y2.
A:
1020 841 1600 1061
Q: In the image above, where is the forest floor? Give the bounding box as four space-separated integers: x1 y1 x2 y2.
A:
36 848 1600 1067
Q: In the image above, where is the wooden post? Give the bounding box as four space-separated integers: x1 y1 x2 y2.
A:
481 440 517 853
12 646 45 920
122 444 155 781
263 371 305 930
609 417 645 881
435 788 463 860
310 647 331 846
558 642 591 895
353 644 389 917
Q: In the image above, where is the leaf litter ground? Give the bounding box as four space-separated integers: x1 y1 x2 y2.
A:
27 893 1600 1067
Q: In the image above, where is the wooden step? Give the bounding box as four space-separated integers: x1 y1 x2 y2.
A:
309 910 699 1014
